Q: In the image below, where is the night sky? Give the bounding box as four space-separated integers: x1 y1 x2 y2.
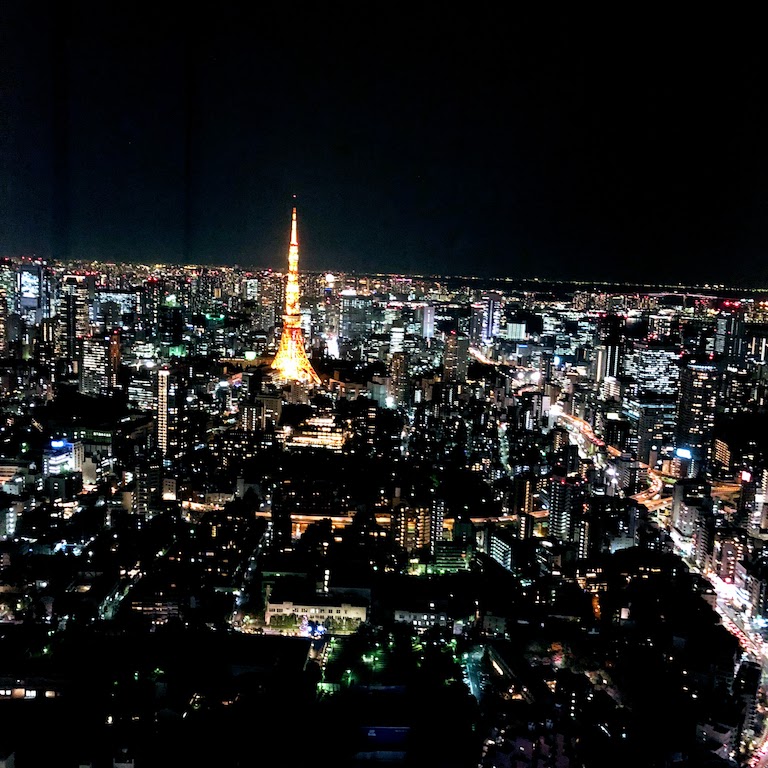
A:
1 5 767 284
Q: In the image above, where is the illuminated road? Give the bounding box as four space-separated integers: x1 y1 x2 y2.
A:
555 411 606 453
554 411 667 500
651 498 767 766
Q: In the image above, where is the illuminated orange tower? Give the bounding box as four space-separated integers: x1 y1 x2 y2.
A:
271 205 321 385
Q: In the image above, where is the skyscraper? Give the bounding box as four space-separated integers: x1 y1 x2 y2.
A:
676 360 720 475
17 262 45 326
157 367 183 460
443 331 469 383
469 292 503 348
271 206 320 386
157 368 170 456
80 335 110 396
546 470 586 543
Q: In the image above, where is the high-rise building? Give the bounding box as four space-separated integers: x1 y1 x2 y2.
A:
443 331 469 383
622 340 680 397
127 366 156 411
156 367 183 459
80 335 111 396
0 259 16 316
389 320 405 356
43 438 84 477
391 501 444 555
624 394 677 465
242 276 260 303
715 311 745 364
546 471 586 543
593 343 622 383
511 472 536 516
109 329 121 388
693 508 716 572
0 292 7 357
389 352 409 406
418 304 435 339
469 292 503 348
131 450 163 521
676 360 720 474
57 275 90 360
339 292 373 342
17 262 45 326
671 478 712 540
271 207 320 386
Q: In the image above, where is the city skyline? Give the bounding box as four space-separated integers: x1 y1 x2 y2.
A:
2 7 768 285
0 240 768 763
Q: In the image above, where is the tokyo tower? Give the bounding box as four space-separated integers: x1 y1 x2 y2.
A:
270 205 321 385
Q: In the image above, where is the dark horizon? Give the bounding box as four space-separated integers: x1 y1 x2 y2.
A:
2 5 768 284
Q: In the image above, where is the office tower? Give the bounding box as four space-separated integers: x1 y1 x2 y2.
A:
242 276 260 302
603 414 631 453
80 335 111 396
506 320 527 341
469 292 503 347
96 288 139 321
159 305 184 348
133 452 163 520
0 259 15 316
16 262 45 326
443 331 469 382
715 310 745 364
319 273 340 350
142 276 163 331
389 352 409 406
389 320 405 356
624 394 677 465
271 207 320 385
193 267 223 315
593 312 624 383
127 365 156 411
647 311 679 341
419 303 435 339
255 271 284 334
339 292 373 342
676 360 720 474
593 343 622 383
15 263 48 326
58 275 90 359
622 340 680 397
